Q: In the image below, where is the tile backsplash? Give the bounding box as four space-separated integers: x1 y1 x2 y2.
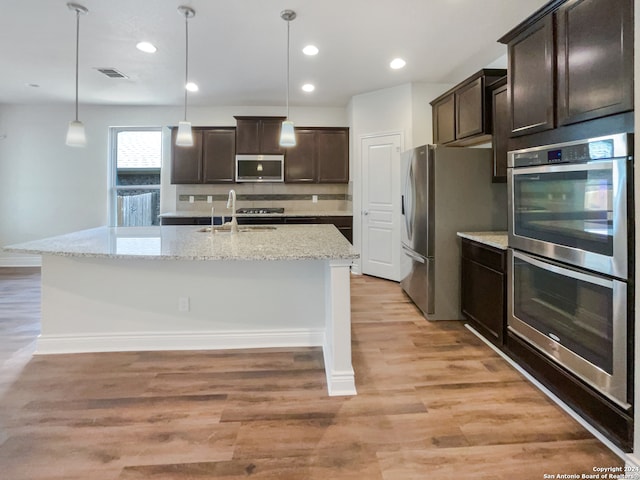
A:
175 183 351 214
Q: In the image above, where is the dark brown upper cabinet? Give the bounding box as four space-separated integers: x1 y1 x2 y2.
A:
432 94 456 145
170 127 236 184
316 129 349 183
202 128 236 184
499 0 633 138
234 116 285 154
171 128 203 184
285 129 316 183
285 127 349 184
455 77 484 139
430 69 506 146
490 77 509 183
556 0 633 126
507 15 555 136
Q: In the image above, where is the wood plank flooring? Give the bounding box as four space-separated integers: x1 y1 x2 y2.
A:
0 268 623 479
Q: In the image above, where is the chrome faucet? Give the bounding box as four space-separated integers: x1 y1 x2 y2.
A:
226 189 239 233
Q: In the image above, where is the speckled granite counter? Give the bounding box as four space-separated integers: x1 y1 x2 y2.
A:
7 225 357 396
5 225 359 261
457 231 508 250
159 210 352 219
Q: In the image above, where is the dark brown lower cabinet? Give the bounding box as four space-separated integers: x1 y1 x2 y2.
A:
460 238 506 346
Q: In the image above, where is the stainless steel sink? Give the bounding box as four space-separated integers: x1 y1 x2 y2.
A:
197 225 278 233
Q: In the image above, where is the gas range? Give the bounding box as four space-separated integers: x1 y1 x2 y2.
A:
236 207 285 215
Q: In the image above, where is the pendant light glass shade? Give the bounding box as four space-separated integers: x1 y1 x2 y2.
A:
66 120 86 147
176 6 196 147
176 121 194 146
66 3 88 147
279 10 296 147
279 120 296 147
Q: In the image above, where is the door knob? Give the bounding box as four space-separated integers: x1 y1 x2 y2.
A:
363 210 369 216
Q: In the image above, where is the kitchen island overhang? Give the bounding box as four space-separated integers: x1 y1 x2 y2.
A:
5 225 359 396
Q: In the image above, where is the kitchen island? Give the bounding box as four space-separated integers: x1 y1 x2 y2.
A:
5 224 359 396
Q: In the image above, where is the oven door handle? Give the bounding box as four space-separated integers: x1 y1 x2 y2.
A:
512 250 614 288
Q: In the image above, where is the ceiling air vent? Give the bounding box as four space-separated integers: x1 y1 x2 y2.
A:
95 67 128 79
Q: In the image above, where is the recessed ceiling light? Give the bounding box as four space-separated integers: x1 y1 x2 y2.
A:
136 41 157 53
390 58 407 70
302 84 315 93
185 82 199 92
303 45 319 56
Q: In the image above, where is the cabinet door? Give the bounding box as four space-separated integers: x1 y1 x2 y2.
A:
317 129 349 183
556 0 633 126
508 15 554 136
461 257 505 343
455 77 483 139
432 94 455 144
491 84 509 183
203 128 236 183
259 118 285 154
460 240 506 345
285 129 316 183
170 128 203 184
235 119 260 154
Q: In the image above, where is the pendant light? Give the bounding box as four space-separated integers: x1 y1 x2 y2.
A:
176 6 196 147
279 10 296 147
65 3 88 147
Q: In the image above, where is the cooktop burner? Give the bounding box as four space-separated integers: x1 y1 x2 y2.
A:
236 207 285 215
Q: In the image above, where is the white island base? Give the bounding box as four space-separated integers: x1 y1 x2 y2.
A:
39 254 356 396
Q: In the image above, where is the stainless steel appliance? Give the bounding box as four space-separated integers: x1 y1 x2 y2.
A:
507 133 633 408
236 154 284 182
508 249 629 407
508 133 631 277
400 145 507 320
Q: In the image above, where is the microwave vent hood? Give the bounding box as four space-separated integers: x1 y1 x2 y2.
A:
236 154 284 182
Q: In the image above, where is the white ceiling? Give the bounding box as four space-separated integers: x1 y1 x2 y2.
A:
0 0 549 108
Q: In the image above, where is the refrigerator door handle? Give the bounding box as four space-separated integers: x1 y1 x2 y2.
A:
401 195 404 215
404 163 414 241
402 245 425 263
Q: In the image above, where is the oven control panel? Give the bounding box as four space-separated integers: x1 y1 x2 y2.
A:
508 133 629 168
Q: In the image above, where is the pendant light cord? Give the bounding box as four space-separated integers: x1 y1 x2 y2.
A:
285 19 290 119
74 9 80 122
183 13 189 122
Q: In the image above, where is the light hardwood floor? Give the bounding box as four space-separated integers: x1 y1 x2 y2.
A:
0 268 623 479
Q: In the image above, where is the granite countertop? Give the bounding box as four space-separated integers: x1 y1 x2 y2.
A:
159 210 353 218
457 231 508 250
4 225 359 261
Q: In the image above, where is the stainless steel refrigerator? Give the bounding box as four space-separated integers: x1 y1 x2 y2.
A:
400 145 506 320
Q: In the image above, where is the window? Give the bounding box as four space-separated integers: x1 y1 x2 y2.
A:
109 127 162 226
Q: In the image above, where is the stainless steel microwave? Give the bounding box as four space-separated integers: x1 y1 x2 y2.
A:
235 154 284 182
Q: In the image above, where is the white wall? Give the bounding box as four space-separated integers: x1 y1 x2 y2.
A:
348 82 453 273
0 104 347 266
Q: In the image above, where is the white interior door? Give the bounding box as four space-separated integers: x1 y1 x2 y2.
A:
361 133 402 281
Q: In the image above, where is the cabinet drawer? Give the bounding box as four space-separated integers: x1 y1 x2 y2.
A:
461 240 505 272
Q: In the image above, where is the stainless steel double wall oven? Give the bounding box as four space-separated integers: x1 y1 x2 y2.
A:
507 133 633 408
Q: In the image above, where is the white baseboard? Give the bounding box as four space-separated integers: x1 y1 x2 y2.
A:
322 344 357 396
36 329 326 354
0 255 41 268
